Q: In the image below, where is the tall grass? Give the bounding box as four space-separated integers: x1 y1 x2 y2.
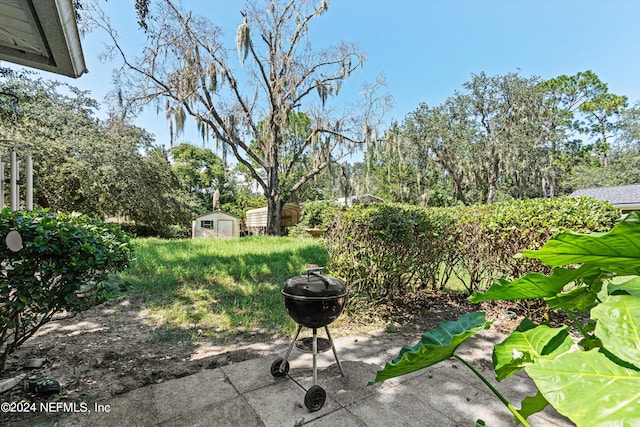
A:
119 236 329 342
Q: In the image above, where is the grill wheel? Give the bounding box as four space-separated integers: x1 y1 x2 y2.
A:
304 385 326 412
270 358 289 378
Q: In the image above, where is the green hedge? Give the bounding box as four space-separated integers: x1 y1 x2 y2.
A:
454 197 620 293
0 209 133 369
324 204 458 303
324 197 620 305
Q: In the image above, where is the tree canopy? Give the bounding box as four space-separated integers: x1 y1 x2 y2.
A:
0 72 190 235
385 70 635 206
90 0 390 234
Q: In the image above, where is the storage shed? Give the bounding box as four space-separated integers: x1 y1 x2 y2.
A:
245 204 302 235
192 210 240 238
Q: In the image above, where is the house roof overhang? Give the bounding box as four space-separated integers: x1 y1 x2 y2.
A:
0 0 87 78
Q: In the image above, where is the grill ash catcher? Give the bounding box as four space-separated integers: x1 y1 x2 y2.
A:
270 265 348 412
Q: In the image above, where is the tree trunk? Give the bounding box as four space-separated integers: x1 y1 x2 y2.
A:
452 174 469 206
266 195 282 236
265 131 282 236
486 150 500 204
548 142 557 198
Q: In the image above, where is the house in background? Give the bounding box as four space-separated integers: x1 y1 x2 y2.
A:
336 194 384 206
192 210 240 238
569 184 640 213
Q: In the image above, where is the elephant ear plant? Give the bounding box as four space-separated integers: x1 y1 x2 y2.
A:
371 211 640 427
0 209 133 371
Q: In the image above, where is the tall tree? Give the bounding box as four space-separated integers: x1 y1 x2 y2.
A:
91 0 389 234
403 72 548 205
563 102 640 191
0 73 190 234
361 122 422 204
538 71 626 194
404 99 476 205
171 143 234 214
579 92 627 167
463 72 545 204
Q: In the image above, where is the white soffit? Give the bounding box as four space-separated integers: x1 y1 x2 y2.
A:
0 0 87 78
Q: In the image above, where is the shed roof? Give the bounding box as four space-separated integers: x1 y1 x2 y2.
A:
245 204 301 216
569 184 640 210
195 209 240 220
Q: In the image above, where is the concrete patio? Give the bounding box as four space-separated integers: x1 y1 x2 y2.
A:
31 330 573 427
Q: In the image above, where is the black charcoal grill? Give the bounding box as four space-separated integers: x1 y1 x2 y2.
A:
270 265 347 412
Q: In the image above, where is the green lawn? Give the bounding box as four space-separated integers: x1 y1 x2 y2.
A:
119 236 329 342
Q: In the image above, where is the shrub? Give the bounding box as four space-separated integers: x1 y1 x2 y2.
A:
454 197 620 292
118 222 190 239
324 204 458 304
324 197 620 306
0 209 133 370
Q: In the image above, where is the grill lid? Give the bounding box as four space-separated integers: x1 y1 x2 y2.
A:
283 266 346 299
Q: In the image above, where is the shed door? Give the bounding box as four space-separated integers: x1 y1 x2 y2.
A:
217 220 234 237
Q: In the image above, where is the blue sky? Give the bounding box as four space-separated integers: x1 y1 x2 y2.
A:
8 0 640 151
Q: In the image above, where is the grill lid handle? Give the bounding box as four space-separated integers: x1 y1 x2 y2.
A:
306 264 325 278
305 264 332 289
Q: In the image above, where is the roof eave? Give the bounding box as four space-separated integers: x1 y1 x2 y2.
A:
0 0 87 78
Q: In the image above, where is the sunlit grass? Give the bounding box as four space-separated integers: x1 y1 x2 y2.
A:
119 236 329 342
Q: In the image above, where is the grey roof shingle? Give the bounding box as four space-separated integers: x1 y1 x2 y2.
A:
569 184 640 209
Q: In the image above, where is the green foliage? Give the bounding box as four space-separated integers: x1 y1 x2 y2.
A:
103 1 382 235
0 209 133 370
372 212 640 426
170 143 235 215
325 203 458 303
0 74 191 236
325 197 619 305
492 320 571 381
371 312 491 383
328 70 640 207
290 200 343 237
302 200 343 229
526 349 639 426
455 197 620 292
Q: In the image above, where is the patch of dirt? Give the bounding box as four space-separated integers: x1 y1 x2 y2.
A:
0 292 567 425
370 290 568 335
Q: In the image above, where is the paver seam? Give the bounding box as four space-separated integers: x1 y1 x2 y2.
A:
220 369 269 427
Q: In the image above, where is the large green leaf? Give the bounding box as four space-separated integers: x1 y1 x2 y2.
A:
493 320 572 381
522 211 640 270
591 295 640 368
525 349 640 426
607 276 640 296
545 285 597 312
469 264 599 303
517 391 549 426
370 312 491 384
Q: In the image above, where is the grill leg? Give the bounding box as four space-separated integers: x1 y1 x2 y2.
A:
312 328 318 386
280 324 303 373
325 326 345 377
